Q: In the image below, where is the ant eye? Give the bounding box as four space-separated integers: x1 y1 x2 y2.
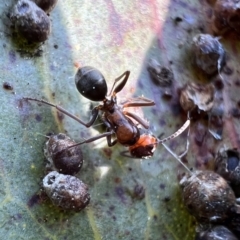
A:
75 66 108 102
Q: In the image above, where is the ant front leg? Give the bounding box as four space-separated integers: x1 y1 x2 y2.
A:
122 96 155 108
23 97 99 128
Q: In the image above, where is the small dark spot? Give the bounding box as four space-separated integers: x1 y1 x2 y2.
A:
35 114 42 122
57 111 64 121
112 215 116 221
128 167 132 171
16 214 22 220
174 16 183 24
170 101 182 116
159 183 165 189
147 59 174 87
223 66 233 75
181 155 189 164
133 184 145 200
231 108 240 118
227 150 240 171
194 123 207 146
27 193 41 207
54 44 58 49
153 215 158 221
52 92 55 97
235 80 240 87
9 50 16 63
3 82 13 90
162 90 173 100
198 26 205 32
104 192 110 197
3 43 6 48
109 205 115 211
114 177 121 184
214 78 224 90
237 100 240 108
115 186 126 203
163 196 171 202
103 148 112 158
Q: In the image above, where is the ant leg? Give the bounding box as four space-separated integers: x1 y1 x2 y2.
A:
102 119 118 147
178 123 190 158
23 97 99 127
108 71 130 95
161 142 192 173
122 96 155 108
124 111 150 129
65 131 114 150
106 132 118 147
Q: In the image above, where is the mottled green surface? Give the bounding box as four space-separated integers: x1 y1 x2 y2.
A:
1 0 240 239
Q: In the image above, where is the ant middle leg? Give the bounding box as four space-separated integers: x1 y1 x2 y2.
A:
23 97 99 127
66 131 114 150
124 111 150 129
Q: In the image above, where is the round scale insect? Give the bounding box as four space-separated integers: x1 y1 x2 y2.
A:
180 170 237 223
195 225 238 240
192 34 225 75
43 171 90 211
31 0 58 13
147 59 174 87
11 0 51 43
214 148 240 197
24 66 190 159
180 82 215 113
44 133 83 175
215 148 240 185
212 0 240 36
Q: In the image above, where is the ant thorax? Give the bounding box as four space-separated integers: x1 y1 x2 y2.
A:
101 95 117 112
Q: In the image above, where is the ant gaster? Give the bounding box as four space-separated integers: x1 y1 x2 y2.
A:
24 66 190 159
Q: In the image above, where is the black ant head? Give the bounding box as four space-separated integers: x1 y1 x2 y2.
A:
75 66 108 102
129 131 157 159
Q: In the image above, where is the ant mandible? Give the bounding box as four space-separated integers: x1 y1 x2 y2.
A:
24 66 190 159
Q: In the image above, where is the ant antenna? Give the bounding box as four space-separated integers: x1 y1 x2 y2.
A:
157 114 192 173
161 142 192 173
36 132 51 139
107 77 122 96
157 118 190 144
107 71 130 96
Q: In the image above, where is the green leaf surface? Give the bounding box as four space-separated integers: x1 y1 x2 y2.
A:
1 0 240 239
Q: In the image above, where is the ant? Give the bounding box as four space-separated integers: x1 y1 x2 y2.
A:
24 66 190 159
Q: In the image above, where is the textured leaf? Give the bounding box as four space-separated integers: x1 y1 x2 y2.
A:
1 0 240 239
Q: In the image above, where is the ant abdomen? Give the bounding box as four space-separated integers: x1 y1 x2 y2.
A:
75 66 108 101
